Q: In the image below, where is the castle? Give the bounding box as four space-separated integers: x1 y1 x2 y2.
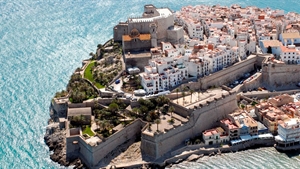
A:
113 4 184 52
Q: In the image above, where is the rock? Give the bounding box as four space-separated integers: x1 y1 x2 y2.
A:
187 154 200 162
50 154 59 162
174 159 183 164
208 152 215 157
48 143 54 151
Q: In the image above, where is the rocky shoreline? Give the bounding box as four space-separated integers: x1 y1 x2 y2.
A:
44 115 87 168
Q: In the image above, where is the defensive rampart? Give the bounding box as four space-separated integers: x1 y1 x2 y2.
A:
66 119 146 168
262 61 300 89
141 92 238 160
180 55 258 91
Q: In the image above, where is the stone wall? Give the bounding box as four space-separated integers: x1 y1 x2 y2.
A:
156 15 174 43
262 62 300 89
66 119 146 168
164 138 275 165
68 98 131 109
141 93 238 160
125 53 151 71
123 39 151 53
113 23 128 42
51 98 68 117
241 73 263 91
179 55 258 91
243 89 300 99
169 102 190 117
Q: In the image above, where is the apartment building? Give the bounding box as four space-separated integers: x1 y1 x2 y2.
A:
202 127 229 145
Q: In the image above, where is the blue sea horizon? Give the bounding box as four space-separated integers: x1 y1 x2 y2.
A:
1 0 300 168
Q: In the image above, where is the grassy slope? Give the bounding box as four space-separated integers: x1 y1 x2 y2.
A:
84 61 104 89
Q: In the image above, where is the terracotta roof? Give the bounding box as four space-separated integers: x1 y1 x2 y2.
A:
122 34 151 42
282 32 300 39
123 35 132 42
139 34 151 41
261 40 282 47
280 46 297 52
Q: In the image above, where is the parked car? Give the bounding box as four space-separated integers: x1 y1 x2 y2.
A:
244 73 250 78
115 79 120 84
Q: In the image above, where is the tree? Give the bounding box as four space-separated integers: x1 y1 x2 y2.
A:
176 88 180 104
93 109 101 119
108 102 119 113
240 104 245 110
132 107 140 116
190 89 194 103
182 91 186 105
168 106 175 118
97 44 103 49
156 97 162 106
155 119 161 132
95 119 100 129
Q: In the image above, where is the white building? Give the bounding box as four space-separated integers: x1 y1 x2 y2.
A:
275 118 300 147
140 55 188 94
202 127 229 145
259 40 283 57
280 45 300 64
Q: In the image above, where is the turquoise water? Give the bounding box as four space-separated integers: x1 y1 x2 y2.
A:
1 0 300 168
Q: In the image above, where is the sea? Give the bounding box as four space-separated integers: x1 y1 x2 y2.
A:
1 0 300 168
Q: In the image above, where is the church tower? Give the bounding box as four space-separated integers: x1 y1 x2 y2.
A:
276 21 283 40
150 23 158 47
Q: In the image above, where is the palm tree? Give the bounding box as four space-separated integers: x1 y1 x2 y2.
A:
95 119 100 129
168 106 175 118
156 97 162 106
98 120 106 131
155 119 161 132
132 107 139 116
175 88 180 104
190 89 194 103
182 91 186 105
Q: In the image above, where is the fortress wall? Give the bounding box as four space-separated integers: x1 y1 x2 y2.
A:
68 98 131 109
128 22 152 34
155 122 194 158
262 63 300 89
114 24 128 42
51 99 68 117
91 119 145 166
125 54 151 71
192 93 238 133
242 73 263 91
169 102 190 117
164 138 275 165
156 15 174 43
67 119 145 167
256 55 267 67
243 89 300 99
66 135 93 167
178 55 257 91
141 121 194 159
141 93 238 160
200 55 257 89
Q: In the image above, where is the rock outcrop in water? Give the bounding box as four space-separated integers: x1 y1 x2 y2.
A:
44 120 86 168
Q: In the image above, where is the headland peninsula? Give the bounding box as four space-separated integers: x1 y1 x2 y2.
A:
44 4 300 169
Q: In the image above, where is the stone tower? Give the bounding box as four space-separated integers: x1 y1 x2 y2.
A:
276 21 283 40
150 23 158 47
